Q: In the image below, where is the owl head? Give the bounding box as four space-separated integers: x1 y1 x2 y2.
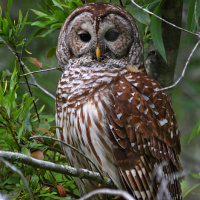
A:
57 3 144 71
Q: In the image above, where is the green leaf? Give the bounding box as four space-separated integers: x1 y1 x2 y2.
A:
18 10 23 25
46 46 57 58
187 0 196 33
47 171 57 188
39 27 57 37
53 10 66 20
126 4 150 25
150 5 167 61
31 9 48 17
188 120 200 144
7 0 13 13
5 11 13 27
17 122 24 141
2 20 9 35
37 192 57 197
21 146 31 157
190 172 200 179
52 0 64 10
19 11 29 34
183 183 200 198
23 96 35 118
9 67 17 92
39 186 50 194
50 22 63 28
30 174 39 190
24 112 32 132
63 180 75 188
39 104 45 114
31 21 47 27
0 80 3 105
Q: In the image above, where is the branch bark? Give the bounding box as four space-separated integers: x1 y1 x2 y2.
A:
0 151 114 188
79 189 136 200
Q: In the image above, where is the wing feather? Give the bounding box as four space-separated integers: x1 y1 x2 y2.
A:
105 72 182 199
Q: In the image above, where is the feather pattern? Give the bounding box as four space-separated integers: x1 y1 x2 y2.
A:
56 2 182 199
56 65 182 199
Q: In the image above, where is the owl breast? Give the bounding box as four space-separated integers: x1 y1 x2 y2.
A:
56 65 128 195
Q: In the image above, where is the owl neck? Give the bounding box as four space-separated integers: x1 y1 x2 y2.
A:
62 56 132 70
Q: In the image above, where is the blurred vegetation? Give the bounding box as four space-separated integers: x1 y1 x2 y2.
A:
0 0 200 199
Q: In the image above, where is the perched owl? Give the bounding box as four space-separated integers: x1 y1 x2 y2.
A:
56 3 182 200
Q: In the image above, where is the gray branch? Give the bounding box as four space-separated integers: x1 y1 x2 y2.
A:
0 151 114 188
79 189 136 200
30 135 104 179
159 39 200 91
19 67 59 77
131 0 198 36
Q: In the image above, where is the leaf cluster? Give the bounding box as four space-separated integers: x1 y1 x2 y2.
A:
0 0 28 49
0 69 79 199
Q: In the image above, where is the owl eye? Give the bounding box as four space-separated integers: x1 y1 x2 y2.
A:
105 30 119 42
78 33 91 42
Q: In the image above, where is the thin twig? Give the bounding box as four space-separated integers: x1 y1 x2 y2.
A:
119 0 123 7
130 0 200 37
19 67 59 77
0 106 21 151
158 39 200 91
18 39 40 122
0 157 34 200
0 151 114 188
79 189 135 200
30 135 104 180
0 36 56 100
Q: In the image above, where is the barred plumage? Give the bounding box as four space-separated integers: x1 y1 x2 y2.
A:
56 3 182 199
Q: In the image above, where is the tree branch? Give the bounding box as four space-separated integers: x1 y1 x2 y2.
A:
130 0 198 37
18 39 40 122
18 67 59 77
30 135 104 179
0 151 114 188
79 189 135 200
0 36 56 100
159 39 200 91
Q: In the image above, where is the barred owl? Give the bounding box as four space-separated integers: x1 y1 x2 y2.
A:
56 3 182 200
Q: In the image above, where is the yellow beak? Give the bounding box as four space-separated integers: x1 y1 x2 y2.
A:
95 45 101 61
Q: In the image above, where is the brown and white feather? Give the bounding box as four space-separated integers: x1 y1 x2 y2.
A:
56 2 182 200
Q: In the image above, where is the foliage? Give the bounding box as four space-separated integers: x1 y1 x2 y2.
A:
188 120 200 144
0 68 79 199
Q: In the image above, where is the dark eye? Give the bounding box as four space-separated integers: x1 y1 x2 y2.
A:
79 33 91 42
105 30 119 42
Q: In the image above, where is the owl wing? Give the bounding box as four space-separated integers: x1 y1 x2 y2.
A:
104 72 182 199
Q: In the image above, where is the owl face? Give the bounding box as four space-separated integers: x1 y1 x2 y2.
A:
57 3 144 70
67 12 133 60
